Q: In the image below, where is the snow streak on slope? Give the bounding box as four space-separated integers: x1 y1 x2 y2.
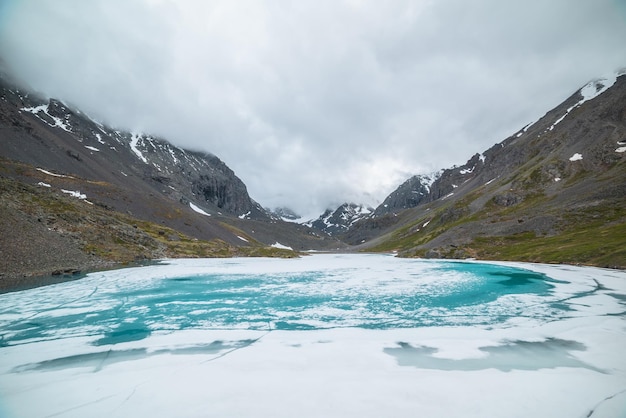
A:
21 104 72 132
129 133 149 164
549 70 625 131
189 202 211 217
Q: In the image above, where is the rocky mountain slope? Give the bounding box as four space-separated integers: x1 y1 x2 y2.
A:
372 172 440 217
346 71 626 268
0 73 342 290
2 67 625 289
306 203 374 236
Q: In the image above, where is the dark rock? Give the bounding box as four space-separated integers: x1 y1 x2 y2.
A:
493 192 523 207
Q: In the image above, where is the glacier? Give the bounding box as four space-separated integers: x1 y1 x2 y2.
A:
0 254 625 418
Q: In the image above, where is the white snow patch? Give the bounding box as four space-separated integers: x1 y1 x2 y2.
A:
61 189 86 200
36 168 72 178
84 146 100 152
167 145 179 164
442 192 454 200
569 153 583 162
522 120 537 133
271 242 293 250
237 236 249 242
94 133 105 144
189 202 211 217
554 177 561 182
549 113 568 130
37 182 51 187
130 133 148 164
120 171 128 177
550 71 621 130
484 177 497 186
615 147 626 153
21 104 47 114
238 211 251 220
21 104 72 132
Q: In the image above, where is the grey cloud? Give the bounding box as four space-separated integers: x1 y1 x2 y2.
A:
1 0 624 219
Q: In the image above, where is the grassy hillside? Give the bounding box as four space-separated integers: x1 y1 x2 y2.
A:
0 160 298 290
367 170 626 268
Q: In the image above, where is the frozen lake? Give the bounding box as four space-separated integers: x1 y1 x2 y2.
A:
1 254 625 417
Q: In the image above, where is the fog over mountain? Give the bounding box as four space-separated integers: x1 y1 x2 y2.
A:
1 0 625 218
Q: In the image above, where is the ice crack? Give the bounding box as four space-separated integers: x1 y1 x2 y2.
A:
585 388 626 417
201 323 273 364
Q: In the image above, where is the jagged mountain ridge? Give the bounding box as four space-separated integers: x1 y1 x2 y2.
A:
2 84 265 220
2 66 625 286
306 203 374 236
372 172 441 217
343 71 626 267
0 72 343 275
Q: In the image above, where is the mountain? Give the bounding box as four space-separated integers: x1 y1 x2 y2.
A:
0 72 343 289
348 71 626 268
307 203 374 236
2 67 625 289
372 172 440 216
269 206 301 222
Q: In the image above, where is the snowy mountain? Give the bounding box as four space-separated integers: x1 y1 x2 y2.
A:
345 70 626 268
6 92 267 221
0 72 344 284
269 206 301 222
2 67 625 287
307 203 374 236
372 172 440 216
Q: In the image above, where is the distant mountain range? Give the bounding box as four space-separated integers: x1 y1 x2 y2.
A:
1 68 625 289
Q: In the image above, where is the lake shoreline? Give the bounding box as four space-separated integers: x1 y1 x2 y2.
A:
2 252 624 294
2 254 625 418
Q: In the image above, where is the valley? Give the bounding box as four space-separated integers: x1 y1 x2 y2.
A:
1 69 625 291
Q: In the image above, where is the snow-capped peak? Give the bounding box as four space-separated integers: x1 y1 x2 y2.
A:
550 70 625 131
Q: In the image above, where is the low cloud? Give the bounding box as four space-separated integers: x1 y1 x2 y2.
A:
1 0 625 218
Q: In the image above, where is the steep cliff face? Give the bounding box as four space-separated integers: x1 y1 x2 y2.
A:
373 173 440 216
0 73 343 286
0 75 267 221
348 71 626 267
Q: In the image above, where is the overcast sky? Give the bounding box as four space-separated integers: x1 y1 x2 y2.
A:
1 1 625 218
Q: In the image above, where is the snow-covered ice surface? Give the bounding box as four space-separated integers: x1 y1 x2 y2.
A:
1 254 625 418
